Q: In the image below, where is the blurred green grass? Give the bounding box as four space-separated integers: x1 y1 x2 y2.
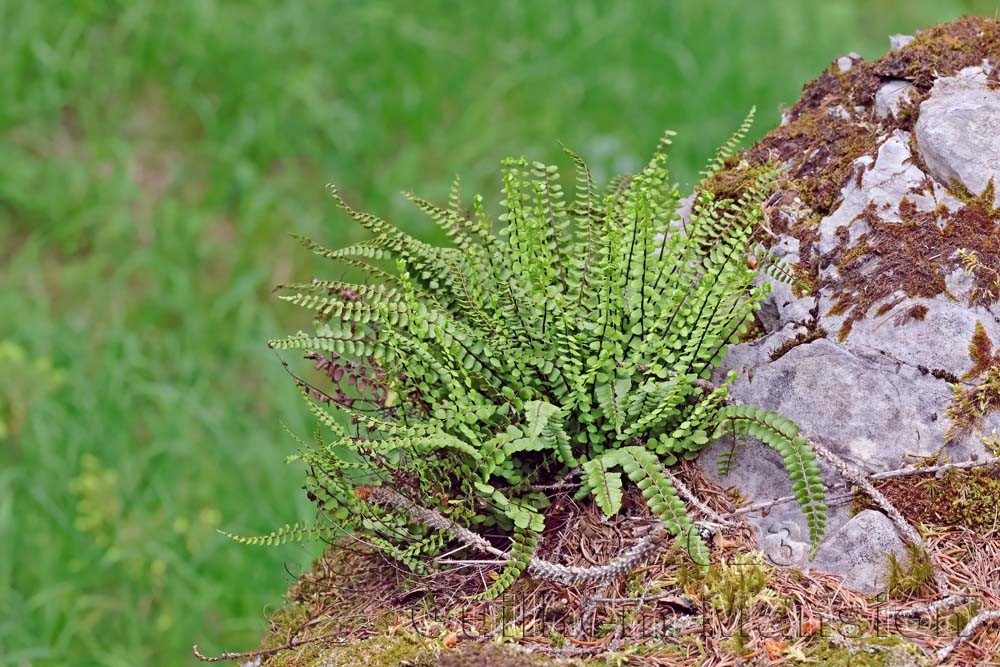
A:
1 1 996 665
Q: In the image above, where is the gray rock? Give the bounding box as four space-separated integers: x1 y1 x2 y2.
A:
808 510 908 593
875 79 916 118
915 70 1000 204
712 337 979 472
828 104 852 120
702 331 991 591
890 33 915 50
697 36 1000 595
816 131 928 257
836 53 861 73
822 296 1000 384
736 127 999 567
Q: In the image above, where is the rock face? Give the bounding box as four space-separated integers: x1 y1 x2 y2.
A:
915 67 1000 205
698 18 1000 594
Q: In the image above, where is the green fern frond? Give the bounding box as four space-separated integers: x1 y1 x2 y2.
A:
471 524 539 600
614 446 710 569
268 332 389 360
298 387 350 439
713 404 827 552
403 191 482 253
291 234 392 262
582 455 624 518
219 522 336 546
700 106 756 179
518 400 577 466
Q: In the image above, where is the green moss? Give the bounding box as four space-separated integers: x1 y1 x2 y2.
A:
943 462 1000 531
985 429 1000 457
439 644 584 667
803 633 928 666
886 543 936 599
947 366 1000 442
699 552 775 619
286 634 434 667
262 619 586 667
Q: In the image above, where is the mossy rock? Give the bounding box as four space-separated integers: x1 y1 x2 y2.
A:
697 16 1000 593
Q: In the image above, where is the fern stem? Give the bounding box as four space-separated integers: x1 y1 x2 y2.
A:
621 212 640 338
662 468 736 528
526 524 669 586
367 485 673 587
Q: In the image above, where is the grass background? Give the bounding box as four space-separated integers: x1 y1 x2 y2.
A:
1 2 996 665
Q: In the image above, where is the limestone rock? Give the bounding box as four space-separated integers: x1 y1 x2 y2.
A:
809 510 908 593
836 52 861 73
890 33 915 50
814 130 931 257
915 69 1000 204
874 79 916 118
697 19 1000 594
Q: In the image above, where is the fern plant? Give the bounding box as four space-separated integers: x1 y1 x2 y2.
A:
262 111 827 598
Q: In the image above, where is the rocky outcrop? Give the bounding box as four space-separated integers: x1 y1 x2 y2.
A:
698 17 1000 594
915 67 1000 205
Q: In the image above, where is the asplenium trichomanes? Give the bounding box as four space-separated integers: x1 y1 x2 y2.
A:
258 110 826 599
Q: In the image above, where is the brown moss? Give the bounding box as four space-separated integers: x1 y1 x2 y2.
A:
699 159 776 202
733 19 1000 218
989 66 1000 90
707 18 1000 340
871 17 1000 90
930 367 962 384
896 303 928 324
768 326 827 361
854 463 1000 533
790 260 818 299
963 320 997 381
825 188 1000 341
745 110 877 216
874 301 899 318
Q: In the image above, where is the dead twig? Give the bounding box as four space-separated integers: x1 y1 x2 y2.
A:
936 609 1000 662
368 486 671 587
881 594 971 618
808 436 949 593
664 467 737 528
